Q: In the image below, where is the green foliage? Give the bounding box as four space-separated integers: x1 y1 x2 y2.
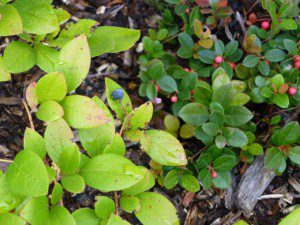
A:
1 0 299 224
265 121 300 174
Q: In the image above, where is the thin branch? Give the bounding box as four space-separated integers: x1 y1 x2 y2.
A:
0 158 13 163
22 99 35 130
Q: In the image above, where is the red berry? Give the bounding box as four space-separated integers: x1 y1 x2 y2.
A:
211 170 218 179
184 68 190 72
185 8 190 14
265 60 270 65
293 55 300 62
212 62 219 68
170 96 178 103
229 62 236 70
214 56 223 64
289 86 297 95
248 13 257 24
155 85 160 92
261 21 270 30
295 60 300 69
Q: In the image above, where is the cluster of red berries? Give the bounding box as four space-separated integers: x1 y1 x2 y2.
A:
293 55 300 69
212 56 235 70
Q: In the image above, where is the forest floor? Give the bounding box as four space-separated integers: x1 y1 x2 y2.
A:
0 0 299 224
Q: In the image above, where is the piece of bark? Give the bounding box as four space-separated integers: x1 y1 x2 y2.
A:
0 97 21 105
234 155 275 215
224 173 236 210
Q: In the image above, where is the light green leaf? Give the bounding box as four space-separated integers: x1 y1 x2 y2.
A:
179 124 195 139
0 56 11 81
13 0 59 34
51 183 63 205
107 214 131 225
47 206 76 225
0 213 26 225
59 143 81 176
0 173 21 214
279 207 300 225
122 167 155 196
24 127 46 159
36 100 64 122
3 41 36 73
164 115 180 132
180 173 200 192
72 208 100 225
179 102 209 126
164 170 179 189
78 96 115 157
79 153 144 192
105 78 132 121
248 143 263 156
124 102 153 131
135 192 179 225
212 68 230 92
45 118 74 164
272 93 289 108
34 44 59 73
279 19 298 30
54 8 71 25
232 92 250 106
60 95 109 129
120 195 140 213
19 196 49 225
139 130 187 166
103 133 126 156
5 150 49 197
0 5 23 36
95 196 115 219
88 26 140 57
61 174 85 194
57 34 91 92
35 72 67 103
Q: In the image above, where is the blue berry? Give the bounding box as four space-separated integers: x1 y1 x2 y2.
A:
111 88 124 100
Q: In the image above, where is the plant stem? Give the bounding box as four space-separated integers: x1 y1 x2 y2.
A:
22 99 35 130
114 191 119 215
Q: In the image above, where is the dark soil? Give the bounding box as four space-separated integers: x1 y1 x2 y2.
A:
0 1 299 224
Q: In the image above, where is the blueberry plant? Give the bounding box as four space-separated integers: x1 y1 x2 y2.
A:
0 0 140 82
137 0 300 190
0 0 191 224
